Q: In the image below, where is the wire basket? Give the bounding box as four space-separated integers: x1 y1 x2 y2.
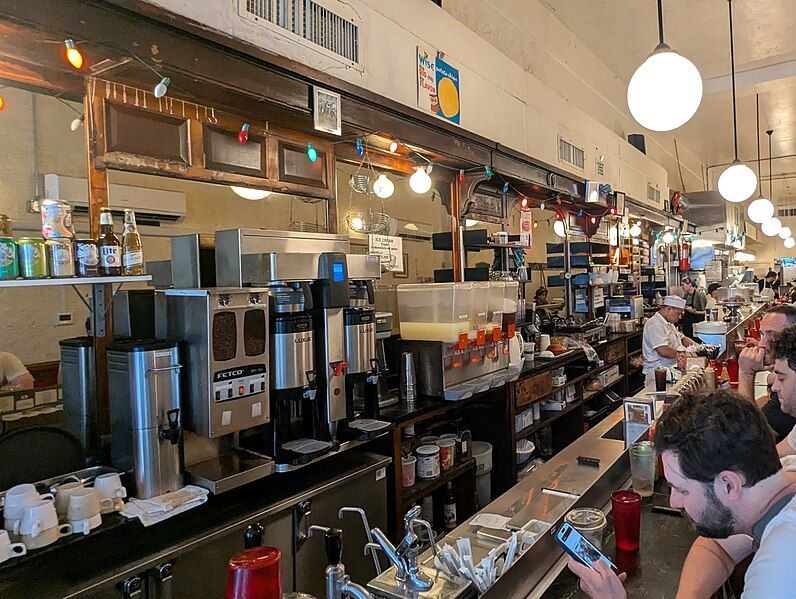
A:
346 209 390 234
289 220 326 233
349 173 371 194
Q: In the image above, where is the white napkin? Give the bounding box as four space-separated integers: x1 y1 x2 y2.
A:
121 485 208 526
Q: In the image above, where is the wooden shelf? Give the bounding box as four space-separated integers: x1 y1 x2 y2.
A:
628 348 643 358
582 375 625 402
0 275 151 288
402 458 476 505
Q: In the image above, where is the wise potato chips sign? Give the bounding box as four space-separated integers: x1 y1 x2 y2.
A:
417 47 461 125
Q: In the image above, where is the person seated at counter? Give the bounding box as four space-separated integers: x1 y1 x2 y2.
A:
641 295 696 384
738 305 796 441
681 277 707 340
568 390 796 599
0 351 34 391
769 325 796 457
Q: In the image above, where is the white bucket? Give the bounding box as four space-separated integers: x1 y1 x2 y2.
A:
472 441 493 507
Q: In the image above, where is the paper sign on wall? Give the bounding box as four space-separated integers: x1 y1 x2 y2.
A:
417 47 461 125
368 234 403 272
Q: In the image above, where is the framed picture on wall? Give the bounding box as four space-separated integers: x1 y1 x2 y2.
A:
312 86 342 136
394 253 410 279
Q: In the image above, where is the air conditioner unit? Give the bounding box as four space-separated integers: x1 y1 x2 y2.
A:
43 174 187 225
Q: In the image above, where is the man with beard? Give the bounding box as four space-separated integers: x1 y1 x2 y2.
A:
567 391 796 598
769 325 796 456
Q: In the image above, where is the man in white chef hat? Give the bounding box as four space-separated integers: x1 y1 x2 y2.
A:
642 295 696 384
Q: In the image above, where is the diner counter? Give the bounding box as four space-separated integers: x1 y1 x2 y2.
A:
411 377 693 599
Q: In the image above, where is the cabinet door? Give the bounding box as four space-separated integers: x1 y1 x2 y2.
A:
294 465 388 597
167 510 294 597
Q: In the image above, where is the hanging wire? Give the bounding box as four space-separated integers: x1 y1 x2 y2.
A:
756 94 762 196
728 0 740 160
768 129 774 200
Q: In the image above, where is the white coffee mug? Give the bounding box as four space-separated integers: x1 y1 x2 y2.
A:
67 488 111 523
3 484 54 535
20 500 61 537
54 481 84 520
71 513 102 536
93 473 127 513
539 334 551 352
0 529 26 563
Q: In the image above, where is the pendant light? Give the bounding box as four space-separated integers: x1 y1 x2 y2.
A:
627 0 702 131
747 95 775 223
759 129 783 236
717 0 757 203
409 167 432 194
785 237 796 249
230 186 272 200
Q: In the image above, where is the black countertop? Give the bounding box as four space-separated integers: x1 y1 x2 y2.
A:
0 450 391 598
542 482 696 598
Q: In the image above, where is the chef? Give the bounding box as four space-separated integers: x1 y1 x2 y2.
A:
642 295 696 383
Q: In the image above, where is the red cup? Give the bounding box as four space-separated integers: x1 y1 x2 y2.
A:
226 547 282 599
727 357 739 384
612 490 642 552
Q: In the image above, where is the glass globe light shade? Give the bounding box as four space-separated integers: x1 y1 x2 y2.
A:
762 217 783 237
779 226 792 240
718 160 758 203
662 231 675 244
553 220 566 237
350 216 364 232
230 186 272 200
372 174 394 199
629 223 641 237
747 197 774 224
785 237 796 249
627 46 703 131
409 167 432 194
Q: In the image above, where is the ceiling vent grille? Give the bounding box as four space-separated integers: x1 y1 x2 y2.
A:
558 137 585 170
647 184 660 204
778 208 796 217
241 0 360 64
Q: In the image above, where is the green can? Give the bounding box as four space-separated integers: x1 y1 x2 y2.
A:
0 237 18 279
16 237 48 278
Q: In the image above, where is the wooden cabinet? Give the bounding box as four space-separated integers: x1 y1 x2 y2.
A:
515 371 553 408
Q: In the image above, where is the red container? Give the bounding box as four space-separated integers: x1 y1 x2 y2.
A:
612 490 642 552
726 357 740 384
226 547 282 599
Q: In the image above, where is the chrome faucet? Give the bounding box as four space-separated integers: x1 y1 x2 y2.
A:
366 506 437 591
308 526 372 599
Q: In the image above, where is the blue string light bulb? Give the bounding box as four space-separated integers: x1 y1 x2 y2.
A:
355 138 363 156
306 142 318 163
502 182 509 193
485 166 493 178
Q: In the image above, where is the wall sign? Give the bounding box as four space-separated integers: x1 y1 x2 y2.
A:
417 47 461 125
368 234 403 272
312 86 341 136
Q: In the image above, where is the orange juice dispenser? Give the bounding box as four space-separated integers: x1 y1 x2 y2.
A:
396 282 509 400
486 281 506 361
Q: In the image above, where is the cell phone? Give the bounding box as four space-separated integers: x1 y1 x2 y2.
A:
555 523 618 572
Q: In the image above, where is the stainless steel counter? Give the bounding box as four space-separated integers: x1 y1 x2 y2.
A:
416 383 662 599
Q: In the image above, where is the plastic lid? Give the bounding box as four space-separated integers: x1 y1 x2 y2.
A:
228 547 282 571
59 336 94 348
107 339 177 352
436 438 455 448
416 444 440 456
565 508 606 532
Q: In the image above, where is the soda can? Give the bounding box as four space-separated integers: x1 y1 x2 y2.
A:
40 199 75 239
0 237 18 280
74 239 99 277
46 238 75 277
17 238 48 278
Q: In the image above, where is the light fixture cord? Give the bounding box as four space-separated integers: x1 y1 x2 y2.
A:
728 0 739 160
756 93 761 196
657 0 665 45
768 130 774 200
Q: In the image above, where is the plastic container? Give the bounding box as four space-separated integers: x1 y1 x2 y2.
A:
471 282 491 338
436 438 456 471
472 441 493 508
402 456 417 487
420 435 439 445
516 439 536 465
565 508 607 550
416 445 441 479
226 546 282 599
397 282 474 343
487 282 506 331
501 281 520 334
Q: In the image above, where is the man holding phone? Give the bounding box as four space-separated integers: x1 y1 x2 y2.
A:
567 391 796 598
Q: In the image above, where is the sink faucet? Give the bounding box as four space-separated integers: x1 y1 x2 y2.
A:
308 526 372 599
366 506 436 591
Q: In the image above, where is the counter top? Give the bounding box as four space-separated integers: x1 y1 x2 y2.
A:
0 450 391 598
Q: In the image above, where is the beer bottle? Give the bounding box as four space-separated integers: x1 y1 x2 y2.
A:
122 209 144 275
97 208 121 276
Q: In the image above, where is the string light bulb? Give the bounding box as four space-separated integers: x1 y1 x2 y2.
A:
662 231 675 244
779 227 792 240
372 173 394 199
70 114 84 132
409 167 432 194
553 220 566 237
425 163 434 174
230 186 272 200
153 77 170 99
389 140 399 153
355 138 363 156
533 222 538 229
590 216 598 225
458 169 465 183
502 182 510 193
306 142 318 163
64 39 84 70
350 216 364 232
629 223 641 237
520 197 529 209
0 96 5 111
238 123 249 145
485 166 493 178
540 202 546 210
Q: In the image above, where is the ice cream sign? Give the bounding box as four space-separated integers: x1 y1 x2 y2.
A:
417 47 461 125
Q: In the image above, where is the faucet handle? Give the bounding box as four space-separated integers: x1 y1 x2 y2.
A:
403 506 422 533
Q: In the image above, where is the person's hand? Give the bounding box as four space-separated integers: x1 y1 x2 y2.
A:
567 557 627 599
739 346 766 376
745 337 760 348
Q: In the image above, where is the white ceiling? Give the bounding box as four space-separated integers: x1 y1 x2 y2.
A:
543 0 796 202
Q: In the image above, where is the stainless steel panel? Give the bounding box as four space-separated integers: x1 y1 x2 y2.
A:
133 424 183 499
185 450 275 494
241 252 323 285
346 253 382 281
147 259 173 288
344 321 376 375
60 342 96 454
323 307 347 424
272 329 314 390
171 234 215 289
215 229 350 287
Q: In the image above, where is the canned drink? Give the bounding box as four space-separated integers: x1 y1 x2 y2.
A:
74 239 99 277
46 239 75 277
40 200 75 239
0 237 18 279
17 238 48 278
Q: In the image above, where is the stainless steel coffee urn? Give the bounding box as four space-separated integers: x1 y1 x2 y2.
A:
107 340 183 499
59 337 97 457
